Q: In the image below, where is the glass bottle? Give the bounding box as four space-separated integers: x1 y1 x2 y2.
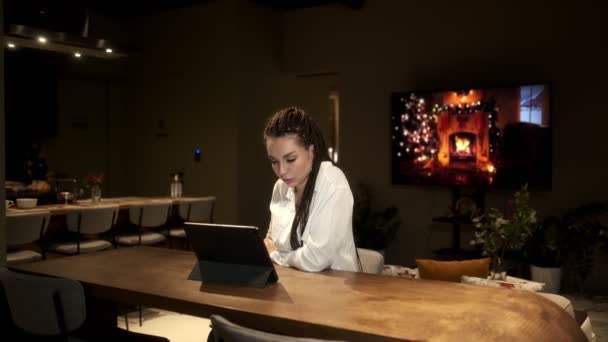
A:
170 173 183 198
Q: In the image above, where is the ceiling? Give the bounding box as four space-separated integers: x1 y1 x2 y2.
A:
4 0 364 23
3 0 363 58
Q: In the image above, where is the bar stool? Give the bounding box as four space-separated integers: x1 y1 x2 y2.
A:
114 200 172 327
357 248 385 274
47 204 120 255
168 197 215 249
116 200 173 247
6 210 51 265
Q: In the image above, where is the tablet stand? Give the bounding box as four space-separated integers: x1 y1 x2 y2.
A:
188 260 277 288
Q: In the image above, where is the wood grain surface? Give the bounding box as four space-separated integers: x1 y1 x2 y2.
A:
6 197 211 216
10 247 586 342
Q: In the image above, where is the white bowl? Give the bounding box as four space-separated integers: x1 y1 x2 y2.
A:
17 198 38 209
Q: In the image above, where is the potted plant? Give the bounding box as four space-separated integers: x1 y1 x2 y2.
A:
470 184 539 280
526 202 608 293
525 216 567 293
352 183 401 253
86 172 104 203
560 202 608 292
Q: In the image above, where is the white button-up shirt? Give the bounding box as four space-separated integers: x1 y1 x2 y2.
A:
268 161 359 272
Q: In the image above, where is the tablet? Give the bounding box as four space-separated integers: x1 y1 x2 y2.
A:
184 222 278 287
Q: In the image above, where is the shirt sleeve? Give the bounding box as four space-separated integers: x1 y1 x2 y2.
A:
270 250 290 267
265 218 272 239
277 186 353 272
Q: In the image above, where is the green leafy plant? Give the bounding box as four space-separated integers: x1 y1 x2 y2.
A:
352 183 401 251
526 202 608 284
470 184 539 271
525 216 566 268
560 202 608 289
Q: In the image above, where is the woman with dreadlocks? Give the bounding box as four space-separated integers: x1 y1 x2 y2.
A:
263 107 359 272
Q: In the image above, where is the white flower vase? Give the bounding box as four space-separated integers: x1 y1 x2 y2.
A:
489 257 507 281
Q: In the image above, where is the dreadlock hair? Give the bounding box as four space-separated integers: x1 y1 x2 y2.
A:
264 107 332 250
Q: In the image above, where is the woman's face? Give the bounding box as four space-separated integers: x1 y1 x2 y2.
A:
266 135 314 192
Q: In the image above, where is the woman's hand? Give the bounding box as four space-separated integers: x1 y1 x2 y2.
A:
264 237 277 254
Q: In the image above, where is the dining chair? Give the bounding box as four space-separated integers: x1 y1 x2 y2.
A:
114 200 172 327
357 248 385 274
209 314 346 342
6 210 51 265
47 204 120 255
0 267 170 342
116 200 173 246
168 197 215 249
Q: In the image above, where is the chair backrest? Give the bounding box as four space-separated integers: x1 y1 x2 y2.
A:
357 248 385 274
178 197 215 222
0 267 86 336
210 315 346 342
66 204 120 235
129 200 172 227
6 211 51 246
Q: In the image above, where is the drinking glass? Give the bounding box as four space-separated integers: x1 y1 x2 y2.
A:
60 191 70 205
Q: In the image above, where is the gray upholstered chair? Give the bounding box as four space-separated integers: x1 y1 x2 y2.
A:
209 315 346 342
357 248 385 274
168 197 215 248
48 204 120 255
116 200 172 246
0 267 170 342
115 200 173 327
6 210 51 265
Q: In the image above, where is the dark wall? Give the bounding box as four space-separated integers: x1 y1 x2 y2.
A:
4 50 58 181
124 1 244 222
3 46 128 198
264 0 608 292
125 0 607 293
2 0 7 265
5 0 605 291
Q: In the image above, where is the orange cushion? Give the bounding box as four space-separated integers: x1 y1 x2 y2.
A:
416 258 490 282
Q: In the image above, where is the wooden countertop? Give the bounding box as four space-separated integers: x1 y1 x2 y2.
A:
6 196 213 216
10 247 586 342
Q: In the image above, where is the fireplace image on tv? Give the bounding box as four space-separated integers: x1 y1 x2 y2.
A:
391 83 551 189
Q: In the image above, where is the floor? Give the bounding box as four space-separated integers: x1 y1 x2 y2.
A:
118 308 212 342
569 295 608 342
119 296 608 342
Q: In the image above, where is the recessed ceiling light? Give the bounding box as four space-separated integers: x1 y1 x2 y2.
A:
74 52 82 58
7 42 16 49
105 48 113 53
37 36 47 43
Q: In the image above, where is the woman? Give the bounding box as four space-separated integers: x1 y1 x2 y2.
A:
264 107 359 272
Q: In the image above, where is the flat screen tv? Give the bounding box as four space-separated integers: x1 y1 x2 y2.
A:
391 83 551 190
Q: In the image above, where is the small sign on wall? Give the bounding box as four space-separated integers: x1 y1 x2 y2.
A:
155 118 168 138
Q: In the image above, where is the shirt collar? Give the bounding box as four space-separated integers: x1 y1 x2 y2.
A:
286 186 295 201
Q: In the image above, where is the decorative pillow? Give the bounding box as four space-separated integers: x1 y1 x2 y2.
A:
382 265 419 279
416 258 490 282
460 275 545 292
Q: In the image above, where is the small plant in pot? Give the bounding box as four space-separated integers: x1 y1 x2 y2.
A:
560 202 608 293
352 183 401 253
526 202 608 293
526 216 567 293
470 184 539 280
